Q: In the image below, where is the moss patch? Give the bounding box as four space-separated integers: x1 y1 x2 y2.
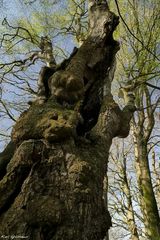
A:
12 100 79 144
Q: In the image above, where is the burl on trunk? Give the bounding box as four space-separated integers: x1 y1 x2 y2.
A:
0 1 135 239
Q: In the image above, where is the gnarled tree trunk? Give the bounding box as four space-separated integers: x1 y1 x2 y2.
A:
0 1 135 239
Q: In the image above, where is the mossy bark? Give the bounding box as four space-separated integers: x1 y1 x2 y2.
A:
134 136 160 240
0 137 111 239
133 87 160 240
0 1 135 239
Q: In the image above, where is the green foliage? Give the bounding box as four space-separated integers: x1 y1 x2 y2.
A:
0 0 89 143
110 0 160 91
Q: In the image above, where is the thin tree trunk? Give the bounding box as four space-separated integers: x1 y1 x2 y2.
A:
122 158 139 240
134 137 160 240
133 87 160 239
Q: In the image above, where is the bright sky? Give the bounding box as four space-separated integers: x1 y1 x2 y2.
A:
0 0 76 151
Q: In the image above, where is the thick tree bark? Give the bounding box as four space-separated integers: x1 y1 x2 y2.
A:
0 1 135 239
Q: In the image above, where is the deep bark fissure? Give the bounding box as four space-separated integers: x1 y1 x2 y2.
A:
0 166 31 215
0 141 15 180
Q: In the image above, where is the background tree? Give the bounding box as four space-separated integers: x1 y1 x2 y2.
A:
107 0 160 239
